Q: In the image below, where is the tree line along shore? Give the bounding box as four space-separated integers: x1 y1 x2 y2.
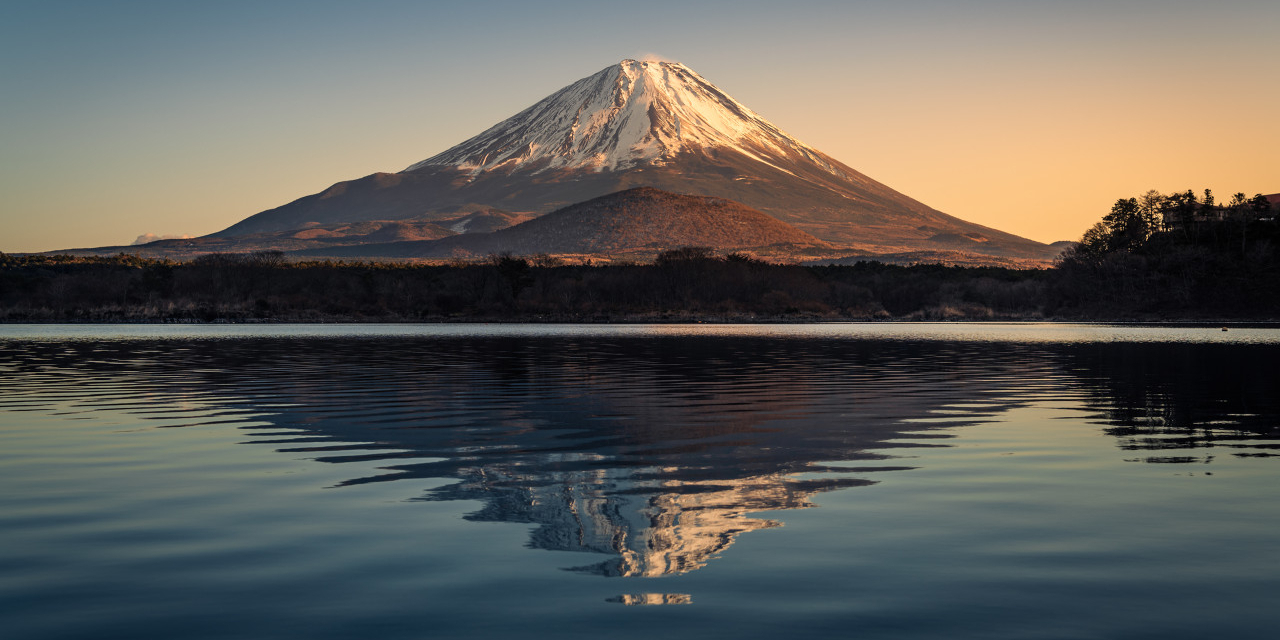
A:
3 189 1277 322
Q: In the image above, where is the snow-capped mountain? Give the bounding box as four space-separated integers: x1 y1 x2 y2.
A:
215 59 1055 261
407 59 846 179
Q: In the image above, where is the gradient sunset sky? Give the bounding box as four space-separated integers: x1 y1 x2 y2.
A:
2 0 1276 252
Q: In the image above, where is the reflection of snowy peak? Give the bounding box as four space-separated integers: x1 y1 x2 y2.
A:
407 60 842 178
452 463 813 578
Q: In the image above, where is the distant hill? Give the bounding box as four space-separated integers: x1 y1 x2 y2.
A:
306 187 827 259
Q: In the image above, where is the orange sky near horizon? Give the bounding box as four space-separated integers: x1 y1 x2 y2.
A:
2 1 1276 253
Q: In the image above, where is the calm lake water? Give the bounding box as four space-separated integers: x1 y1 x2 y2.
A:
2 323 1279 639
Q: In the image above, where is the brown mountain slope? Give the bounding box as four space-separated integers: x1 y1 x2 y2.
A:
216 150 1054 260
305 188 827 259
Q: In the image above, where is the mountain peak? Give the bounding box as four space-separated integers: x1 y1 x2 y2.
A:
617 57 680 67
404 59 834 178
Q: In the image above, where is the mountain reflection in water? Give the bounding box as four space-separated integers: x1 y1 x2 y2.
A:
3 331 1277 578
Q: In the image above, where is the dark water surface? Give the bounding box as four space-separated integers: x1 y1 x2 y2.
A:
2 324 1279 639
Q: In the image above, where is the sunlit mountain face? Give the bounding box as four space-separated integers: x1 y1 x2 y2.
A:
210 60 1057 261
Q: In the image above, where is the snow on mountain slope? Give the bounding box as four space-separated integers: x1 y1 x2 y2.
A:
406 59 846 179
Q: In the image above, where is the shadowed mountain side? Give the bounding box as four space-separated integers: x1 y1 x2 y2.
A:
302 187 828 259
213 170 474 236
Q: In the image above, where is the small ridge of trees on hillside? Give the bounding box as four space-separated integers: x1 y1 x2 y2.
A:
1054 189 1279 316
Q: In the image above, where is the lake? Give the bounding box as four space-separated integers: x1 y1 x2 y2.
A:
2 323 1279 639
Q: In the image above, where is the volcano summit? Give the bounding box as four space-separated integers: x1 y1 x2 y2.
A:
201 59 1055 262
